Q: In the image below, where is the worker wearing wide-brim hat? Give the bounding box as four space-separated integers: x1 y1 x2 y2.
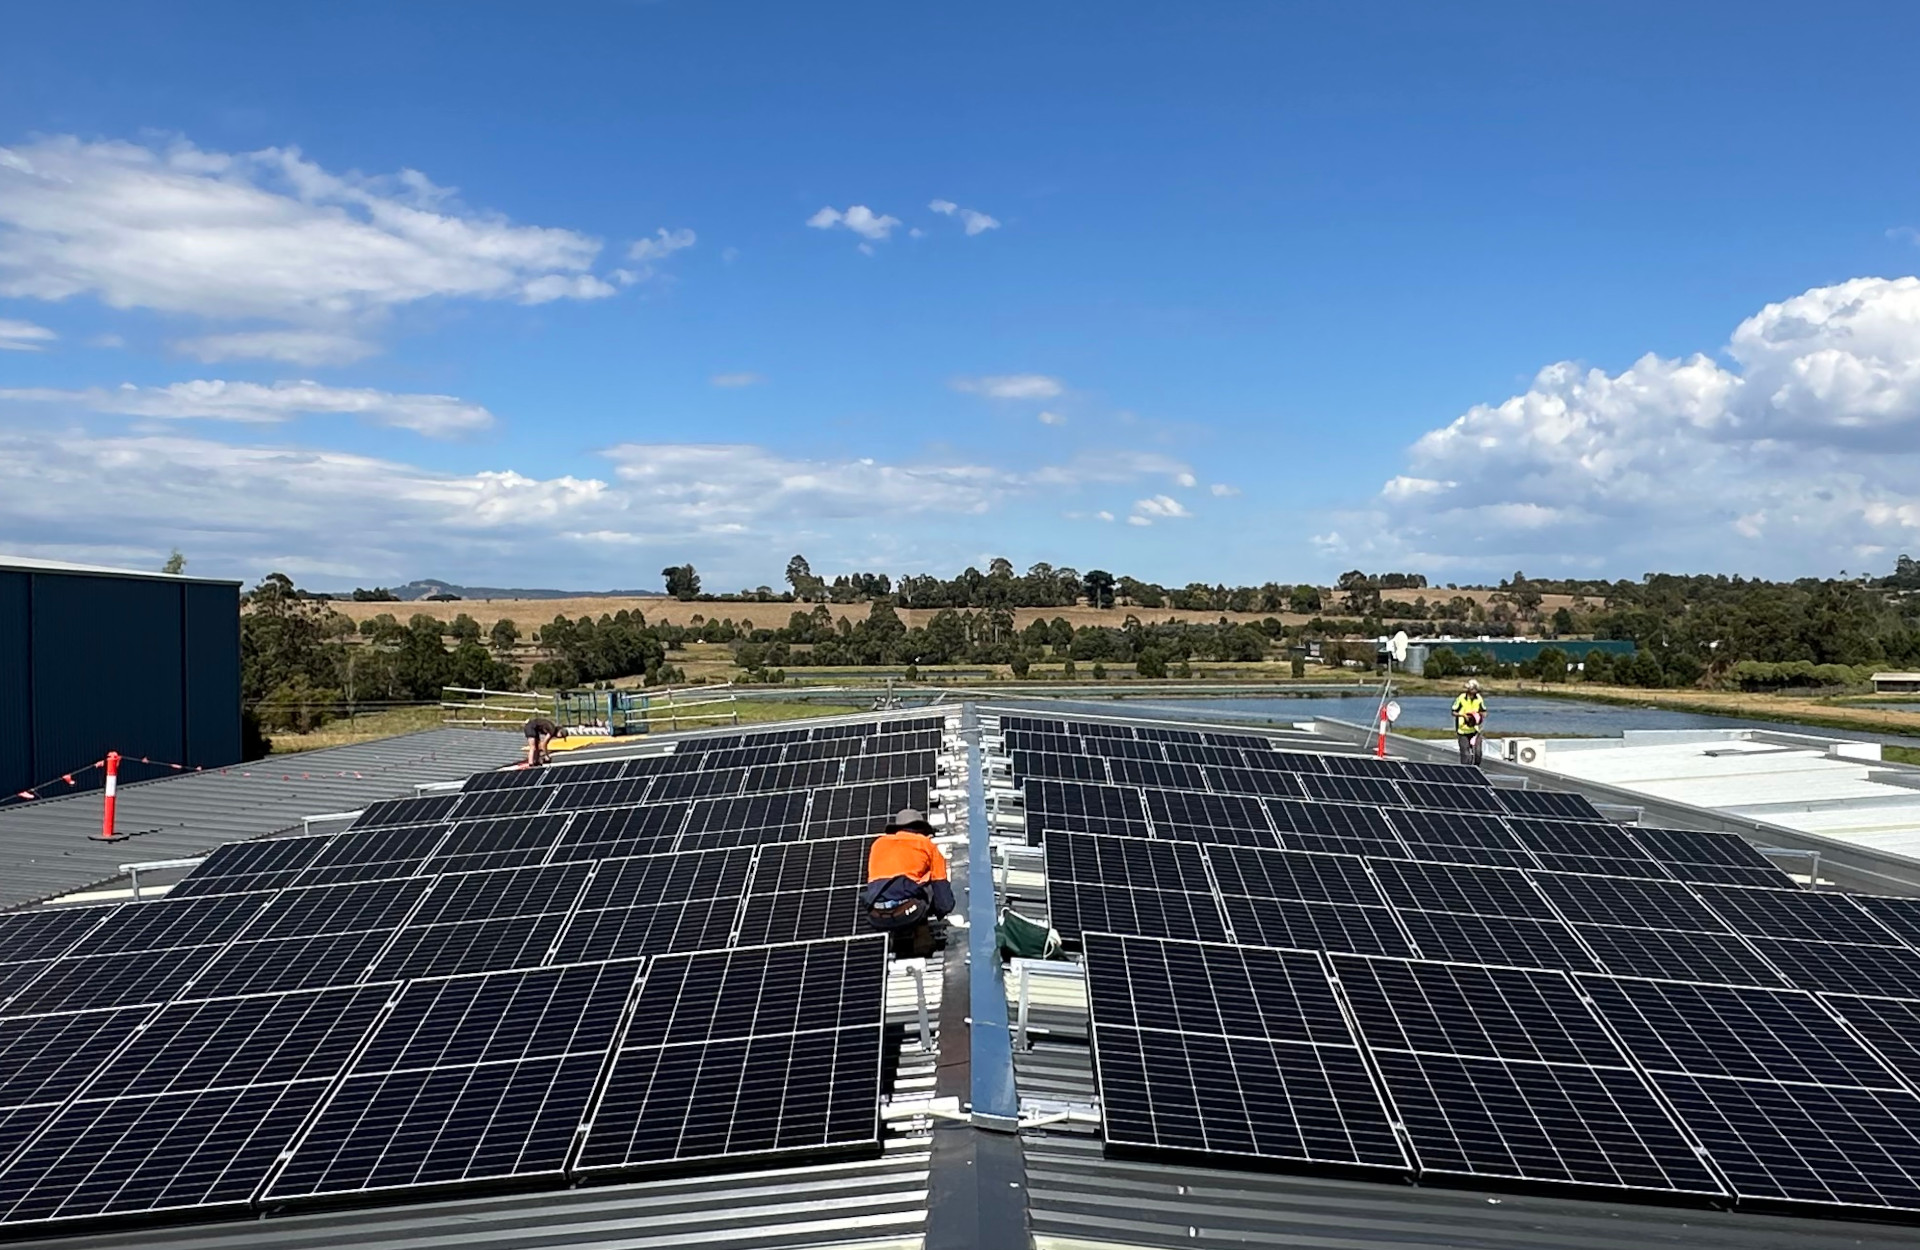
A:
861 808 954 958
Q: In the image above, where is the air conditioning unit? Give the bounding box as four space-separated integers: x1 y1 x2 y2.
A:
1504 737 1546 766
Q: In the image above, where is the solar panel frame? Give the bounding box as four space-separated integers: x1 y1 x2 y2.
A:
1143 789 1277 847
1573 924 1791 988
1023 780 1150 842
1042 831 1213 893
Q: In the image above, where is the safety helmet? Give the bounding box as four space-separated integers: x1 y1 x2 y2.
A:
1464 679 1480 692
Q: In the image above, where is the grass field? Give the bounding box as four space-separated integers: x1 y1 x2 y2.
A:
322 588 1585 635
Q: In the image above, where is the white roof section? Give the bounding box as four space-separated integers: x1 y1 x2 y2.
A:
0 554 240 586
1516 729 1920 862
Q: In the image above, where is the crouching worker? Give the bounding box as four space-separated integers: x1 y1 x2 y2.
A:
862 808 954 958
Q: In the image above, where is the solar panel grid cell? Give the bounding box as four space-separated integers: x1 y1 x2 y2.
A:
69 895 272 957
351 795 462 830
1204 733 1273 752
734 891 862 946
182 931 395 998
1081 934 1406 1168
171 837 332 890
1856 897 1920 949
1024 780 1150 842
0 910 114 964
552 805 686 860
1530 873 1730 933
1049 882 1229 944
1200 766 1304 798
1143 789 1277 847
642 770 744 803
1 947 228 1018
1223 899 1414 957
1043 832 1212 892
427 814 573 875
549 775 660 811
1396 911 1599 972
742 760 844 793
451 785 554 821
1320 755 1409 779
1299 774 1403 807
1496 789 1604 821
1393 782 1506 814
1744 938 1920 998
1695 886 1903 945
1013 751 1108 783
1574 924 1789 987
577 938 886 1171
1823 996 1920 1087
1133 727 1206 745
1400 761 1491 787
1106 758 1208 791
0 1008 153 1110
841 751 935 784
1371 860 1557 921
1335 957 1621 1066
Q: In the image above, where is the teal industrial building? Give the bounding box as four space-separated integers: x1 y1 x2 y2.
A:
1380 635 1638 675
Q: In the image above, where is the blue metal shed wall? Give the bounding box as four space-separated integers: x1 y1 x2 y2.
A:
29 574 187 789
183 581 241 767
0 573 29 798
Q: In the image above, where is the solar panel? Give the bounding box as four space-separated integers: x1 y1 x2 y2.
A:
292 825 449 887
1822 996 1920 1087
1143 790 1277 847
552 805 685 860
1336 956 1623 1066
1370 1050 1723 1193
842 751 936 784
1106 758 1207 791
1370 860 1557 921
1396 911 1599 971
682 792 809 846
1855 897 1920 949
269 962 641 1199
1264 799 1403 856
753 838 869 892
0 985 388 1226
0 909 113 964
1013 751 1108 783
1582 976 1901 1088
66 895 271 958
1573 925 1790 988
1631 827 1787 879
451 784 554 820
735 890 864 946
350 794 461 830
1496 788 1604 821
1504 818 1647 861
576 937 886 1172
1384 809 1539 869
427 813 573 875
1044 832 1212 892
0 1006 152 1111
1223 899 1413 956
1204 732 1273 751
1694 885 1902 945
166 837 332 899
1393 782 1505 814
1206 846 1381 906
1082 934 1406 1168
1134 726 1206 745
460 765 550 792
1049 881 1230 944
742 760 845 793
552 850 750 962
1297 773 1403 807
1199 766 1303 798
803 781 930 841
1089 737 1167 762
546 759 632 785
1400 761 1490 787
1023 781 1150 843
182 930 396 998
1162 744 1245 768
550 775 660 811
1529 872 1731 932
1743 938 1920 998
1 947 227 1017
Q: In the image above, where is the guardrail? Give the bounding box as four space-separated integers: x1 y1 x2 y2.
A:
441 683 741 735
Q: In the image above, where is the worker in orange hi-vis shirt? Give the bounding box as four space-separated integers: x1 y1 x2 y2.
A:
861 808 954 958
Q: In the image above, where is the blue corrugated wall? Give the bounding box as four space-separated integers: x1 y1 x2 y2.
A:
0 570 241 800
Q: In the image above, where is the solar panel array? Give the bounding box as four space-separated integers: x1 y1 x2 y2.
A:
1008 714 1920 1218
0 715 944 1234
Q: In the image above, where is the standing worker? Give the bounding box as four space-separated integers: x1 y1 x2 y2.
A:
861 809 954 958
523 715 565 767
1451 678 1487 766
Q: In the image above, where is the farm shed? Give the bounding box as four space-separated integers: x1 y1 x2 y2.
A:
0 556 242 801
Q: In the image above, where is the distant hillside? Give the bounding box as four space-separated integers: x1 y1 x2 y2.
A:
388 579 662 601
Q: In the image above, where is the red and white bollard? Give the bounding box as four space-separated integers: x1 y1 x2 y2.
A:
101 751 121 841
1374 712 1390 758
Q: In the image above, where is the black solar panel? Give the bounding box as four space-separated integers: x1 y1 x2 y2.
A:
1530 872 1730 932
1014 751 1108 783
1024 780 1149 843
1823 996 1920 1087
734 890 863 945
1394 782 1505 814
742 760 845 793
1496 788 1604 821
553 849 749 963
1632 827 1786 877
1162 743 1245 768
1297 773 1402 807
1745 938 1920 998
0 1006 152 1110
1582 976 1900 1087
753 838 869 892
842 751 936 784
1106 758 1207 791
1090 737 1167 762
1 947 226 1017
1384 809 1538 869
641 769 744 803
1200 766 1303 798
1574 924 1790 988
427 813 573 875
1223 899 1413 956
269 962 640 1199
451 784 555 820
1204 732 1273 751
1043 832 1211 892
1855 897 1920 949
1143 790 1276 847
1400 761 1490 787
0 909 113 964
576 938 886 1172
1336 957 1622 1066
1049 881 1229 944
1206 847 1380 905
1396 911 1599 971
1695 886 1902 945
166 837 332 899
684 791 809 840
803 781 930 841
1371 860 1556 921
550 775 660 811
182 931 395 998
1134 726 1206 746
1264 800 1401 857
461 765 550 792
552 805 685 860
1083 934 1406 1168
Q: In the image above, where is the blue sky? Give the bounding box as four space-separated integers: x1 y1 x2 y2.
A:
4 2 1920 591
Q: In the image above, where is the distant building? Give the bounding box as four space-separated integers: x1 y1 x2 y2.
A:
1378 635 1637 676
1 556 242 801
1873 672 1920 694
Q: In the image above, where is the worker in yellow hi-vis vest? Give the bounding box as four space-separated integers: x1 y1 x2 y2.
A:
1451 679 1487 766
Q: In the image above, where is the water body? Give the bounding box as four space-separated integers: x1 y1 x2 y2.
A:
1028 693 1920 748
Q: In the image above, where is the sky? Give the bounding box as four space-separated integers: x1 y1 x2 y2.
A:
3 2 1920 592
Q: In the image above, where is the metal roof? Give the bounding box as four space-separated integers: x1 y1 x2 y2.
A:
0 728 522 909
1512 729 1920 864
0 554 241 586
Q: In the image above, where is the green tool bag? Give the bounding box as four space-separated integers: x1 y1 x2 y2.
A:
996 907 1062 961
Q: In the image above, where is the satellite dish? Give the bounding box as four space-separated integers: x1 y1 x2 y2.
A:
1384 700 1402 724
1389 631 1409 663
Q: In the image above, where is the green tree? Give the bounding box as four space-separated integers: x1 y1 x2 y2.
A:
1135 648 1168 679
449 613 483 644
489 618 521 654
1009 652 1032 679
161 549 186 574
1083 569 1116 609
1551 606 1575 636
662 564 702 600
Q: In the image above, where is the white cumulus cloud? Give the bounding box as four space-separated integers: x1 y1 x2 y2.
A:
173 329 377 366
806 205 901 242
0 318 55 351
1130 494 1192 525
1361 275 1920 575
952 373 1064 400
0 379 495 437
928 199 1000 235
1037 410 1066 425
0 135 623 361
628 227 696 263
1210 483 1240 497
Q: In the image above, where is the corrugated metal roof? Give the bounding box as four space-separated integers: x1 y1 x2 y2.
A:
0 554 240 586
0 728 522 909
1515 729 1920 863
